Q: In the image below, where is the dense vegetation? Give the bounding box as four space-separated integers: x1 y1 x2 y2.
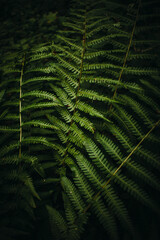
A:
0 0 160 239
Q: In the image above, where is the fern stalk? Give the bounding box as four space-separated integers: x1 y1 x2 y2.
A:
75 12 87 106
62 10 88 163
110 0 141 110
83 118 160 214
19 54 25 158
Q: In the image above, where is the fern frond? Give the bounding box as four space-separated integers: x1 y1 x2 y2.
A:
22 90 60 102
61 176 86 212
113 174 159 213
84 139 112 174
0 126 19 132
76 154 104 189
72 112 94 133
46 206 68 240
102 186 133 233
92 198 118 240
22 102 61 112
78 89 116 103
1 0 160 239
77 101 110 122
22 120 59 130
56 35 83 51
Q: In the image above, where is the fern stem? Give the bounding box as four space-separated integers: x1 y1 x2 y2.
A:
67 14 87 130
109 0 141 110
19 54 25 159
62 11 87 162
74 18 87 108
83 118 160 214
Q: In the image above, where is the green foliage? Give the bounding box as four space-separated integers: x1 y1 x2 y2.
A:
0 0 160 239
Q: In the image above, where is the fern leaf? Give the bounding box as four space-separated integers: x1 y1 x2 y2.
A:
22 120 59 130
61 176 85 212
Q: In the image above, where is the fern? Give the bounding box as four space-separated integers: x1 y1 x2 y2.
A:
0 0 160 239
